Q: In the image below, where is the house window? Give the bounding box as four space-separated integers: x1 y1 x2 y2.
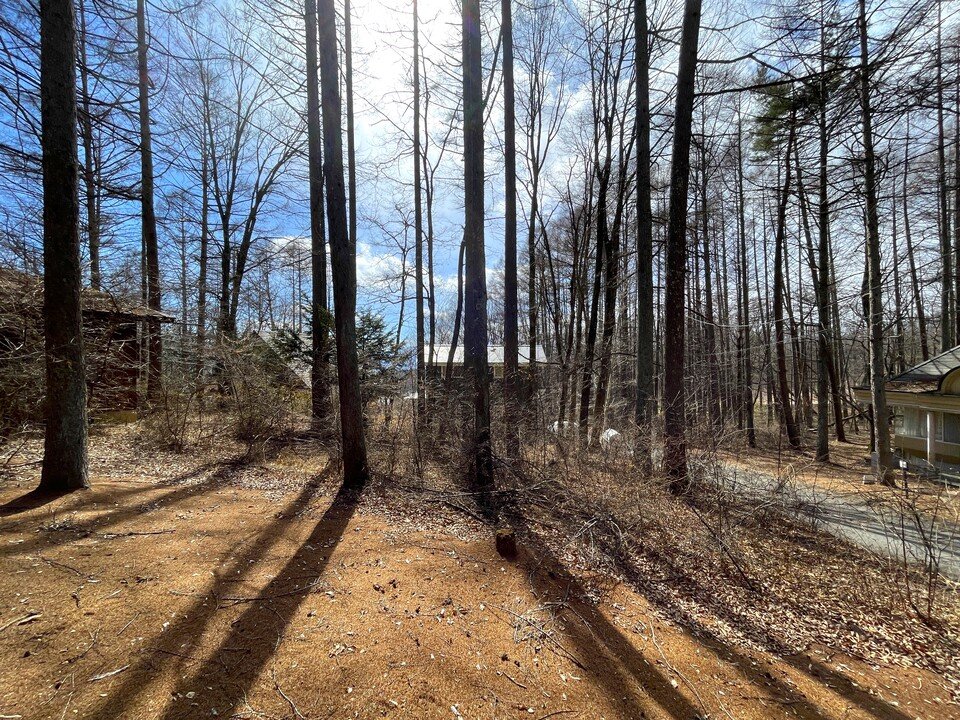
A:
943 412 960 445
899 407 926 439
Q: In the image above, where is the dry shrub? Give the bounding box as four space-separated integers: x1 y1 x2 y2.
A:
140 367 203 451
509 442 957 680
138 336 305 457
0 282 45 437
216 339 302 457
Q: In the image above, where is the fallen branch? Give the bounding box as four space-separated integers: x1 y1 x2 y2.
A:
490 603 585 670
88 665 129 683
0 613 41 632
37 556 89 578
272 668 306 719
98 529 175 539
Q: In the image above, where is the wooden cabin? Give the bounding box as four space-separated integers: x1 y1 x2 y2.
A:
0 268 174 413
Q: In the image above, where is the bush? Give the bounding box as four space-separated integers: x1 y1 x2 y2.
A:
217 338 299 456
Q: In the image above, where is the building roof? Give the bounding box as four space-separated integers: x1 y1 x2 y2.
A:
424 344 548 366
249 329 311 389
0 268 175 323
887 345 960 393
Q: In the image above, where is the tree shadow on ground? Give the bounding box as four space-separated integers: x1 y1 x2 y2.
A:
0 444 311 559
510 535 706 720
538 513 920 720
89 468 356 719
0 487 78 517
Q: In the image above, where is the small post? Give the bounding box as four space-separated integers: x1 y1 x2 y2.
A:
926 409 937 467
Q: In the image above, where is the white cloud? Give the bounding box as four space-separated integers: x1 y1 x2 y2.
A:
356 241 405 287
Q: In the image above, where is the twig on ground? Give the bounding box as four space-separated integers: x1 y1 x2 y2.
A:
647 611 709 716
272 668 306 719
88 665 129 683
497 670 528 689
116 612 140 636
0 612 41 632
36 556 89 578
490 603 586 670
98 529 175 539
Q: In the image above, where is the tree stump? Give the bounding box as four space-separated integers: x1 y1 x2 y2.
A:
495 528 517 560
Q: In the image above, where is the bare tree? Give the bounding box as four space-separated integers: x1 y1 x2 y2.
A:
858 0 892 484
304 0 330 425
662 0 702 489
936 1 953 352
317 0 368 487
137 0 162 401
502 0 520 460
413 0 426 424
634 0 654 456
462 0 493 504
39 0 88 490
772 113 801 450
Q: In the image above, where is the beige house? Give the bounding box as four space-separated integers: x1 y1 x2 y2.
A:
854 346 960 473
424 345 548 380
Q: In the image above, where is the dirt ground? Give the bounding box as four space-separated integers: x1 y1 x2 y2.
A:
0 429 955 719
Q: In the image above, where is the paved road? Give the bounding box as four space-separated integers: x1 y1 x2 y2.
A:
718 463 960 581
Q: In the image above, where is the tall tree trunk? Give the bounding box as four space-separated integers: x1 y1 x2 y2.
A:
937 3 953 351
39 0 89 490
77 0 100 291
859 0 893 484
736 111 755 447
700 143 721 430
318 0 368 487
137 0 162 401
773 121 801 450
345 0 356 248
502 0 520 459
814 21 837 456
446 238 466 382
662 0 702 489
422 115 436 396
413 0 426 422
527 189 538 392
304 0 329 424
892 182 906 374
954 58 960 346
462 0 493 503
578 182 604 439
634 0 653 458
197 132 209 384
593 176 619 430
903 122 929 361
797 157 845 451
219 222 231 336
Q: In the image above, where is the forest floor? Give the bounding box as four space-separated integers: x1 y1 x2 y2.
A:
0 423 957 720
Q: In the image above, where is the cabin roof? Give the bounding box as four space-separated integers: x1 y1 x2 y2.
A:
0 268 175 323
887 345 960 393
